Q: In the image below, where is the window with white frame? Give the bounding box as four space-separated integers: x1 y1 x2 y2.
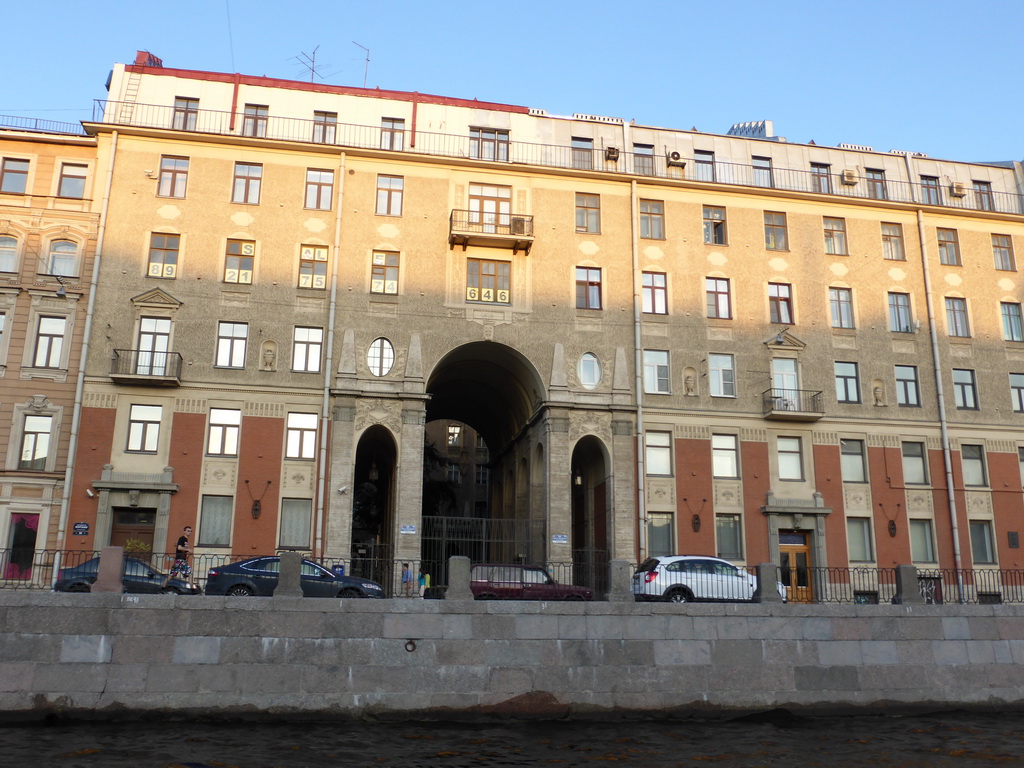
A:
126 404 161 453
777 436 804 481
716 514 743 560
840 439 866 482
0 235 17 272
910 519 936 562
45 239 78 277
969 520 995 564
645 431 672 476
367 337 395 376
961 444 987 487
18 415 52 470
578 352 601 390
198 495 233 547
207 408 241 456
902 441 928 484
292 326 323 373
709 353 736 397
847 517 874 562
286 413 318 459
712 434 739 478
33 316 66 368
215 322 247 368
642 350 670 394
279 498 312 549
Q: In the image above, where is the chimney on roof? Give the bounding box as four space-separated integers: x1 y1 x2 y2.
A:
134 51 163 67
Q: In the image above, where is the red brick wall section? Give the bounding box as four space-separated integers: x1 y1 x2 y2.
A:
813 442 851 568
740 440 771 564
674 437 714 555
66 407 116 551
931 447 970 568
868 445 913 567
232 416 285 555
166 411 206 549
990 449 1024 568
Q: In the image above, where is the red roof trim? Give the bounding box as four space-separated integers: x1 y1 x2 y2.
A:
124 65 531 114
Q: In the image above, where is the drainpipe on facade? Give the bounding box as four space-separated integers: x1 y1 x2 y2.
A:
630 178 647 561
915 207 965 601
52 130 119 585
314 152 346 559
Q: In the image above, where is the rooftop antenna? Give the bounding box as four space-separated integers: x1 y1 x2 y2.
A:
353 41 370 88
293 46 327 83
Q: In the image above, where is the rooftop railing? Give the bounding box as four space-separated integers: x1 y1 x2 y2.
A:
0 114 88 135
91 100 1024 216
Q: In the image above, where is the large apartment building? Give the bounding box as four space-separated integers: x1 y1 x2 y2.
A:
8 51 1024 597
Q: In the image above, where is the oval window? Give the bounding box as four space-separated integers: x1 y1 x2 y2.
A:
578 352 601 390
367 337 394 376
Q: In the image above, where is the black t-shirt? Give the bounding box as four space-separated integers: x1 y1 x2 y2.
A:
175 536 189 559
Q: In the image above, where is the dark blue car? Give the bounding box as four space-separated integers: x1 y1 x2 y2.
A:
204 556 385 598
54 556 202 594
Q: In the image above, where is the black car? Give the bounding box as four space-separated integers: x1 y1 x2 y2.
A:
54 557 202 595
204 556 386 598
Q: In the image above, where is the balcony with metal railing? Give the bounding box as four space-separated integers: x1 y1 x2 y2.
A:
90 100 1024 216
110 349 183 386
762 388 824 420
449 210 534 254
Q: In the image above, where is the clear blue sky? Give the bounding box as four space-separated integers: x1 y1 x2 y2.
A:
2 0 1021 163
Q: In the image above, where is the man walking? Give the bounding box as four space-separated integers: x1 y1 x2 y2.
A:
162 525 192 589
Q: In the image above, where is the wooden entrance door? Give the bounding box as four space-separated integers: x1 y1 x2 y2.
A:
779 530 813 603
109 508 156 552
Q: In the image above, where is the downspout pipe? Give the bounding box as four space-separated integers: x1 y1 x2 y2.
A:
314 151 345 559
53 130 118 585
630 178 647 561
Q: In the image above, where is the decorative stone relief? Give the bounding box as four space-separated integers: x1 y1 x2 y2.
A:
569 411 612 443
84 393 118 409
966 491 993 516
867 433 899 448
989 440 1015 454
813 432 838 445
675 424 710 440
260 341 278 371
283 468 312 492
844 485 871 512
714 481 742 510
741 428 768 442
246 402 285 419
906 490 933 514
203 462 237 487
175 398 207 414
24 394 51 413
354 399 402 434
646 478 675 508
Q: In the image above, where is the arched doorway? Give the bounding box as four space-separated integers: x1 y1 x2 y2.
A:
571 435 610 593
350 425 397 588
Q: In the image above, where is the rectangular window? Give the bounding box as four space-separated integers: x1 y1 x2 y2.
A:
127 404 161 453
969 520 995 564
642 271 667 315
694 150 715 181
571 137 593 170
639 199 664 239
752 156 773 187
952 368 978 410
575 267 602 310
0 236 15 272
172 97 199 131
835 361 860 403
292 326 323 373
847 518 874 562
993 234 1016 271
33 316 66 368
895 365 920 407
645 431 672 476
764 211 788 250
447 424 462 447
937 228 961 266
466 258 510 304
215 321 247 368
232 163 262 204
823 217 847 255
298 245 328 289
888 292 913 333
633 144 654 175
0 157 29 194
1011 373 1024 413
703 206 726 245
706 277 731 319
57 163 88 199
46 240 78 277
945 297 970 337
446 463 461 484
198 495 233 547
866 168 887 200
286 413 318 459
371 251 400 295
881 223 905 260
841 439 867 483
920 175 942 205
575 193 600 234
777 437 803 481
305 169 333 210
830 287 854 329
648 512 674 558
19 415 52 470
475 465 489 485
207 408 241 456
224 239 255 284
375 175 403 216
999 303 1024 342
279 498 312 549
709 353 736 398
312 111 337 143
973 180 994 212
242 104 268 138
157 156 188 198
712 434 739 478
716 514 743 560
902 441 928 484
136 317 171 376
380 118 405 150
962 444 987 487
811 163 831 194
910 519 936 562
643 350 670 394
768 282 793 324
147 233 179 279
470 128 509 161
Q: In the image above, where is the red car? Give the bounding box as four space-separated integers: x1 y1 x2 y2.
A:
470 563 592 601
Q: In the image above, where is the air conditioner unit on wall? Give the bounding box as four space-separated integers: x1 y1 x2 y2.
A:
666 151 686 168
950 181 967 197
605 147 620 162
510 216 529 235
840 169 858 185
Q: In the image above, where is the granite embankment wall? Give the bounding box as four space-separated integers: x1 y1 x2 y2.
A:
3 590 1024 720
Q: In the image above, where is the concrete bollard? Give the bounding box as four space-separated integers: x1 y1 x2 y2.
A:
444 555 474 600
893 564 923 604
93 546 125 593
606 559 634 602
753 562 784 603
274 551 304 597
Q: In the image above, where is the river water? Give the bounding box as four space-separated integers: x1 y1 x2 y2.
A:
1 710 1022 767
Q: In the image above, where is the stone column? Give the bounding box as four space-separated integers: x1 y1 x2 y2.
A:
394 401 427 562
545 408 572 562
325 398 357 559
606 559 634 602
444 555 473 600
93 546 124 593
754 563 784 603
610 418 637 559
894 564 924 604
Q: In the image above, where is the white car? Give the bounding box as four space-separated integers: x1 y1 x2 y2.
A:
632 555 784 603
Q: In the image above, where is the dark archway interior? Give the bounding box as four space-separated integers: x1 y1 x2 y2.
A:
351 424 398 562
